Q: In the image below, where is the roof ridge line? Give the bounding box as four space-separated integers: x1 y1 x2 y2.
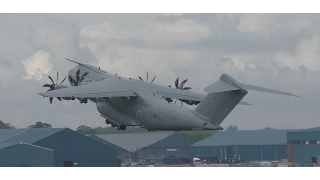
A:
19 142 54 151
0 128 32 143
32 128 66 143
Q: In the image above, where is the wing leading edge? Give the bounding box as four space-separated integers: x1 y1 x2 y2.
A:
37 78 137 98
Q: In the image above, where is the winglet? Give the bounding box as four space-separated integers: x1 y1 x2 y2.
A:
65 58 84 65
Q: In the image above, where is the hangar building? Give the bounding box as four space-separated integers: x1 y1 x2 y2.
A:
0 142 54 167
0 128 118 167
287 127 320 164
191 130 292 161
93 132 195 159
88 134 131 159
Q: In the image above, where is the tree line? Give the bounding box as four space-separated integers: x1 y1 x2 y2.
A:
0 120 52 129
0 120 275 134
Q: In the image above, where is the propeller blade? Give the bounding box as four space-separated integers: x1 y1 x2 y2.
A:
151 76 156 83
60 76 67 84
146 72 148 81
49 97 53 104
181 101 183 106
174 99 177 104
175 78 179 89
179 79 188 89
76 69 80 83
56 71 59 85
138 76 143 81
182 87 192 90
68 76 73 84
57 97 62 101
79 72 89 83
43 84 52 88
48 76 55 85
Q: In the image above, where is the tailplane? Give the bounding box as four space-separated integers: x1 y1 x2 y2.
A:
203 73 300 97
194 73 299 126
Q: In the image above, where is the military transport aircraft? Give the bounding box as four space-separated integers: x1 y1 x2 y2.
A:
38 59 299 131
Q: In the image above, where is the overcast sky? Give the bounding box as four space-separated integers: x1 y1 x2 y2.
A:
0 13 320 130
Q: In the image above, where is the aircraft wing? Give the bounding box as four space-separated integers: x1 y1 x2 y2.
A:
37 78 205 101
37 77 253 106
37 78 137 98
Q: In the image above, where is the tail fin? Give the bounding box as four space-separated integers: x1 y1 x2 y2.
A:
194 73 299 126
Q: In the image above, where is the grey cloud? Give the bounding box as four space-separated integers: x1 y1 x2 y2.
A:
0 75 104 129
153 14 184 24
23 16 98 77
0 14 320 130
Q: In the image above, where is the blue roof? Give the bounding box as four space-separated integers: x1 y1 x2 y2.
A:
0 128 65 144
0 142 19 149
304 127 320 131
0 129 27 141
0 142 54 151
192 130 294 146
88 135 129 151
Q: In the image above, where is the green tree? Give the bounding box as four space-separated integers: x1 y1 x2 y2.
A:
265 127 276 130
0 120 14 129
76 125 97 134
28 122 52 128
227 125 238 131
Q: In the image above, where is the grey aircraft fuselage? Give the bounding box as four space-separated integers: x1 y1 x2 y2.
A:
66 64 221 131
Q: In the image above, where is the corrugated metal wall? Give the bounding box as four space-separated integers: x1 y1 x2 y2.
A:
133 133 197 158
129 145 287 161
287 131 320 141
0 144 54 167
191 145 286 161
229 145 287 161
287 130 320 163
291 144 320 163
34 129 118 167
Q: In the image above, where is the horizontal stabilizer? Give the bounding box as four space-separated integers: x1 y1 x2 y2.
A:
203 73 300 98
238 83 300 97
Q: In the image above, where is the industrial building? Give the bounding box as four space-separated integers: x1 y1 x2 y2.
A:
93 132 196 159
191 130 292 161
0 142 54 167
88 134 131 159
287 127 320 165
0 128 118 167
